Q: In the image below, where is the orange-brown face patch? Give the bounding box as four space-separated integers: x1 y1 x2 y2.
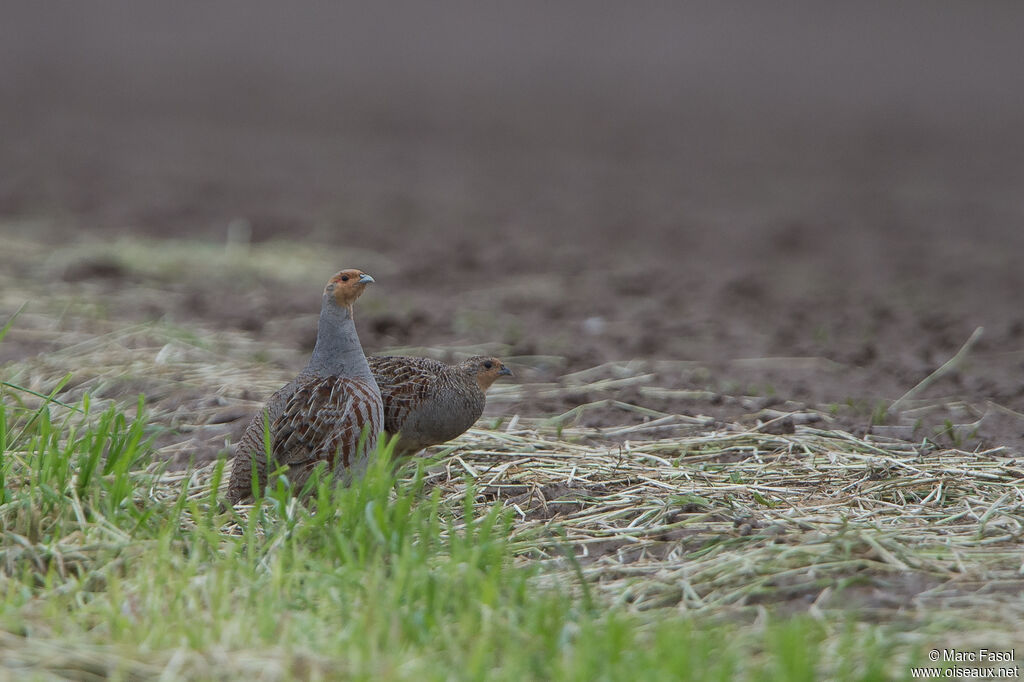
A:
472 357 512 391
325 269 373 308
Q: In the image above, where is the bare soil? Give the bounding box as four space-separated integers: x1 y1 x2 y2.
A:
3 2 1024 452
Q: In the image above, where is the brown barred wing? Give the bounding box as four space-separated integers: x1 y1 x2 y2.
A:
268 375 383 495
227 381 297 503
227 409 266 503
368 356 443 434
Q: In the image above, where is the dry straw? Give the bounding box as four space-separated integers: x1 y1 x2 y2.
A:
5 300 1024 652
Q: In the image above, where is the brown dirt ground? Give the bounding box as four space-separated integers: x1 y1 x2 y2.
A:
3 2 1024 453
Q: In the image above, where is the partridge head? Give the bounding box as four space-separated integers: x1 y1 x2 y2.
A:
325 269 375 312
461 356 513 391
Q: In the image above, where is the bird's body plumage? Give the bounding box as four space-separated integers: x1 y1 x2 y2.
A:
227 270 382 503
369 355 511 458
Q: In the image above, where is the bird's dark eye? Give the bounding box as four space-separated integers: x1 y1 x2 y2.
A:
340 275 350 282
483 361 493 369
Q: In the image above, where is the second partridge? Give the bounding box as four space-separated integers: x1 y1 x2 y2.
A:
369 355 512 458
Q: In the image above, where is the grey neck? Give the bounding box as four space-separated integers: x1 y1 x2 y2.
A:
304 294 373 379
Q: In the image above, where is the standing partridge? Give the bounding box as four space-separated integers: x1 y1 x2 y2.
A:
368 355 512 458
227 269 384 503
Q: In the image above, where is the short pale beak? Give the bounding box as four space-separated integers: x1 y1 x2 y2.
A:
499 366 513 377
358 274 375 284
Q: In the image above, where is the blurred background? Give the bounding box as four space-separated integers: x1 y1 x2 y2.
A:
2 1 1024 446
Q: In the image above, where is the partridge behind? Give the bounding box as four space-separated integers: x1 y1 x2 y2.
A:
369 355 512 458
227 270 383 503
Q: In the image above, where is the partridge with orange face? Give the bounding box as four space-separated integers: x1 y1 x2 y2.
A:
368 355 512 458
227 269 384 503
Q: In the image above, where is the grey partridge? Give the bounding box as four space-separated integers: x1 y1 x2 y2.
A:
368 355 512 458
227 269 384 503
